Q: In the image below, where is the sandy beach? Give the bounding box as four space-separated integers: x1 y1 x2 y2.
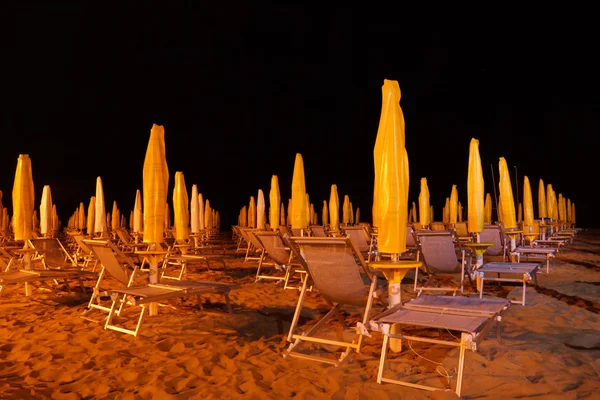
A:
1 230 599 399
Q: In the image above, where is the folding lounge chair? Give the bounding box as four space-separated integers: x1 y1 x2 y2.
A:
413 231 473 296
513 246 557 274
239 228 264 263
282 236 386 366
252 230 308 290
114 228 148 252
480 224 507 259
29 238 79 270
69 233 99 270
0 268 96 298
473 261 541 306
307 225 328 237
342 225 376 262
82 239 239 337
451 222 473 243
370 295 511 397
429 222 447 231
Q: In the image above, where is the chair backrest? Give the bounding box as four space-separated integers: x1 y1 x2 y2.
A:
286 236 372 307
454 222 470 238
244 228 265 250
414 231 460 273
341 225 371 253
253 231 292 265
83 239 133 285
278 225 292 236
430 222 447 231
308 225 328 237
29 238 77 268
71 233 92 255
290 228 303 237
115 228 133 244
480 224 504 255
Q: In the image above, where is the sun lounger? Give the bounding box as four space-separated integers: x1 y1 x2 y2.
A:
474 261 541 305
370 295 510 397
513 246 557 273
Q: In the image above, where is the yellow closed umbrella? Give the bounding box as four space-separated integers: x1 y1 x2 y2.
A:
567 198 572 223
190 184 199 234
443 198 450 224
411 202 417 224
523 176 535 241
12 154 35 242
280 203 285 226
143 124 169 246
571 203 576 225
458 202 463 222
557 194 564 222
546 184 554 222
239 206 247 227
329 184 340 234
321 200 328 226
355 207 360 224
133 190 143 235
418 178 430 228
498 158 517 229
538 179 547 220
173 171 190 242
484 193 492 224
517 203 522 223
291 153 308 230
269 175 281 231
287 199 292 226
467 138 485 236
449 184 458 224
342 194 351 224
111 201 120 231
94 176 107 236
87 196 95 235
257 189 266 230
248 196 256 228
197 193 205 230
40 185 53 236
373 79 409 255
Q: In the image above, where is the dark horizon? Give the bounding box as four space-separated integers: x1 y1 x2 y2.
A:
3 5 598 229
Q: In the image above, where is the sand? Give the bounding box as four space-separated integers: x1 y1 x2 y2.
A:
0 230 599 399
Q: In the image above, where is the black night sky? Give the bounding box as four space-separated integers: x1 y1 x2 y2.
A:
2 4 599 228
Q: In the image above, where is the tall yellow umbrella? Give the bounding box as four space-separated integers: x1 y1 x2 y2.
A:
498 157 518 254
257 189 266 230
198 193 205 230
546 184 554 222
173 171 190 242
411 202 417 225
372 79 409 256
111 201 120 231
538 179 547 220
557 193 564 222
467 139 485 238
329 184 340 234
372 79 415 312
239 206 247 227
287 199 292 226
355 207 360 224
342 194 351 225
143 123 169 297
458 202 463 222
321 200 328 226
269 175 281 231
517 203 523 223
78 202 86 233
94 176 107 237
567 198 572 223
190 184 199 234
291 153 308 230
87 196 96 235
449 184 458 224
443 198 450 224
418 178 430 228
247 196 256 228
522 176 535 241
13 154 35 243
280 203 285 226
133 190 143 235
484 193 492 224
571 203 576 225
40 185 53 237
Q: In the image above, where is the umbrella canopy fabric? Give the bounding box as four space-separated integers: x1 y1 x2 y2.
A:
329 184 340 233
373 79 409 255
291 153 308 230
523 176 534 227
173 171 190 241
498 157 517 229
546 184 555 221
538 179 547 219
198 193 205 230
269 175 281 231
143 124 169 245
40 185 53 235
467 138 485 234
190 184 199 234
248 196 256 228
449 184 458 224
257 189 266 230
94 177 107 235
133 190 143 233
342 195 351 224
87 196 96 235
321 200 328 227
418 178 430 227
12 154 35 241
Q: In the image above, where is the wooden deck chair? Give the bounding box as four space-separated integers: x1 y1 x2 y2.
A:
0 246 19 272
282 236 386 366
480 224 507 258
239 228 264 263
370 295 510 397
451 222 473 243
0 268 96 298
413 231 473 296
474 261 540 305
114 228 148 252
82 239 143 315
252 230 308 290
29 238 79 270
307 225 328 237
68 233 99 271
83 239 239 337
341 225 375 262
